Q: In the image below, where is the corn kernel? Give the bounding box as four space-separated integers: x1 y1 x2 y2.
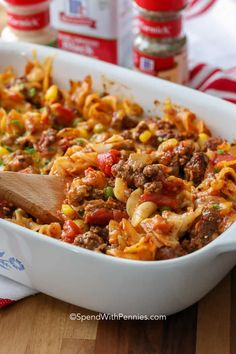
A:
74 219 88 232
218 142 231 152
94 123 105 134
61 204 76 218
45 85 58 101
78 128 89 138
0 146 10 157
139 130 152 144
0 118 6 131
198 133 209 148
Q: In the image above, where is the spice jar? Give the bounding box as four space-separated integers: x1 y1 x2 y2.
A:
1 0 57 46
133 1 188 84
135 0 188 12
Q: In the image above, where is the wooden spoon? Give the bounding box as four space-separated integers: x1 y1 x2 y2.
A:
0 172 67 224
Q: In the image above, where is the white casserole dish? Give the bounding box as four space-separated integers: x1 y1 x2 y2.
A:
0 41 236 316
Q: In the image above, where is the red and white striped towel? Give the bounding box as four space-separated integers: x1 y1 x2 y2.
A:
186 0 236 104
189 63 236 104
1 0 236 308
0 276 37 308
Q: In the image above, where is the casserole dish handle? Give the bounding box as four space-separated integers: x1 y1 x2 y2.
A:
215 222 236 254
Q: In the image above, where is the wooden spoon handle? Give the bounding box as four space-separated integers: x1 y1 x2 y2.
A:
0 172 66 224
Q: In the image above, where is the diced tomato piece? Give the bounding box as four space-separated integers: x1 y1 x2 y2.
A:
163 178 183 193
53 104 75 126
97 149 121 176
85 206 127 225
140 193 179 209
85 208 113 225
213 154 236 164
153 215 172 233
8 91 23 102
61 220 81 243
113 209 128 222
41 115 50 126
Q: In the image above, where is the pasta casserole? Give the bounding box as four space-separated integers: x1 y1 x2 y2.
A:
0 54 236 261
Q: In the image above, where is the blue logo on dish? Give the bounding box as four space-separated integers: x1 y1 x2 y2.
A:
0 251 25 271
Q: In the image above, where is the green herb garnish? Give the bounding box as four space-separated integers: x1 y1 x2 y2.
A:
160 206 171 213
0 159 5 166
11 120 22 127
18 83 25 91
74 138 85 146
214 167 220 173
44 159 51 166
212 204 221 210
78 208 84 217
72 118 83 127
24 147 36 154
217 149 225 155
28 87 37 98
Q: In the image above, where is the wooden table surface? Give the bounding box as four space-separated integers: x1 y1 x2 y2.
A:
0 267 235 354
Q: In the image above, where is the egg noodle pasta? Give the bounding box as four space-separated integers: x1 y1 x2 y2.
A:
0 55 236 261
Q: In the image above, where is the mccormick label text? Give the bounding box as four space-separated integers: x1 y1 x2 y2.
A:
7 10 49 31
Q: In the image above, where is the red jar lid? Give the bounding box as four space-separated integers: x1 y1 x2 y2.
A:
135 0 188 12
5 0 47 5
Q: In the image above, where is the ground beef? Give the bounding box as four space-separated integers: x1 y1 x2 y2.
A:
84 199 127 226
67 178 92 206
74 231 105 250
157 149 174 167
143 164 166 192
37 128 57 154
142 164 164 178
155 121 181 144
155 245 187 260
111 111 140 130
120 130 133 140
5 151 33 172
90 189 104 200
112 160 166 191
169 160 180 177
153 121 196 147
112 159 145 188
132 121 149 140
173 140 196 166
133 173 148 188
184 152 209 185
0 135 16 146
156 120 176 130
89 225 109 240
204 137 224 151
144 181 163 193
157 140 197 177
187 207 221 251
132 119 195 147
156 130 179 142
